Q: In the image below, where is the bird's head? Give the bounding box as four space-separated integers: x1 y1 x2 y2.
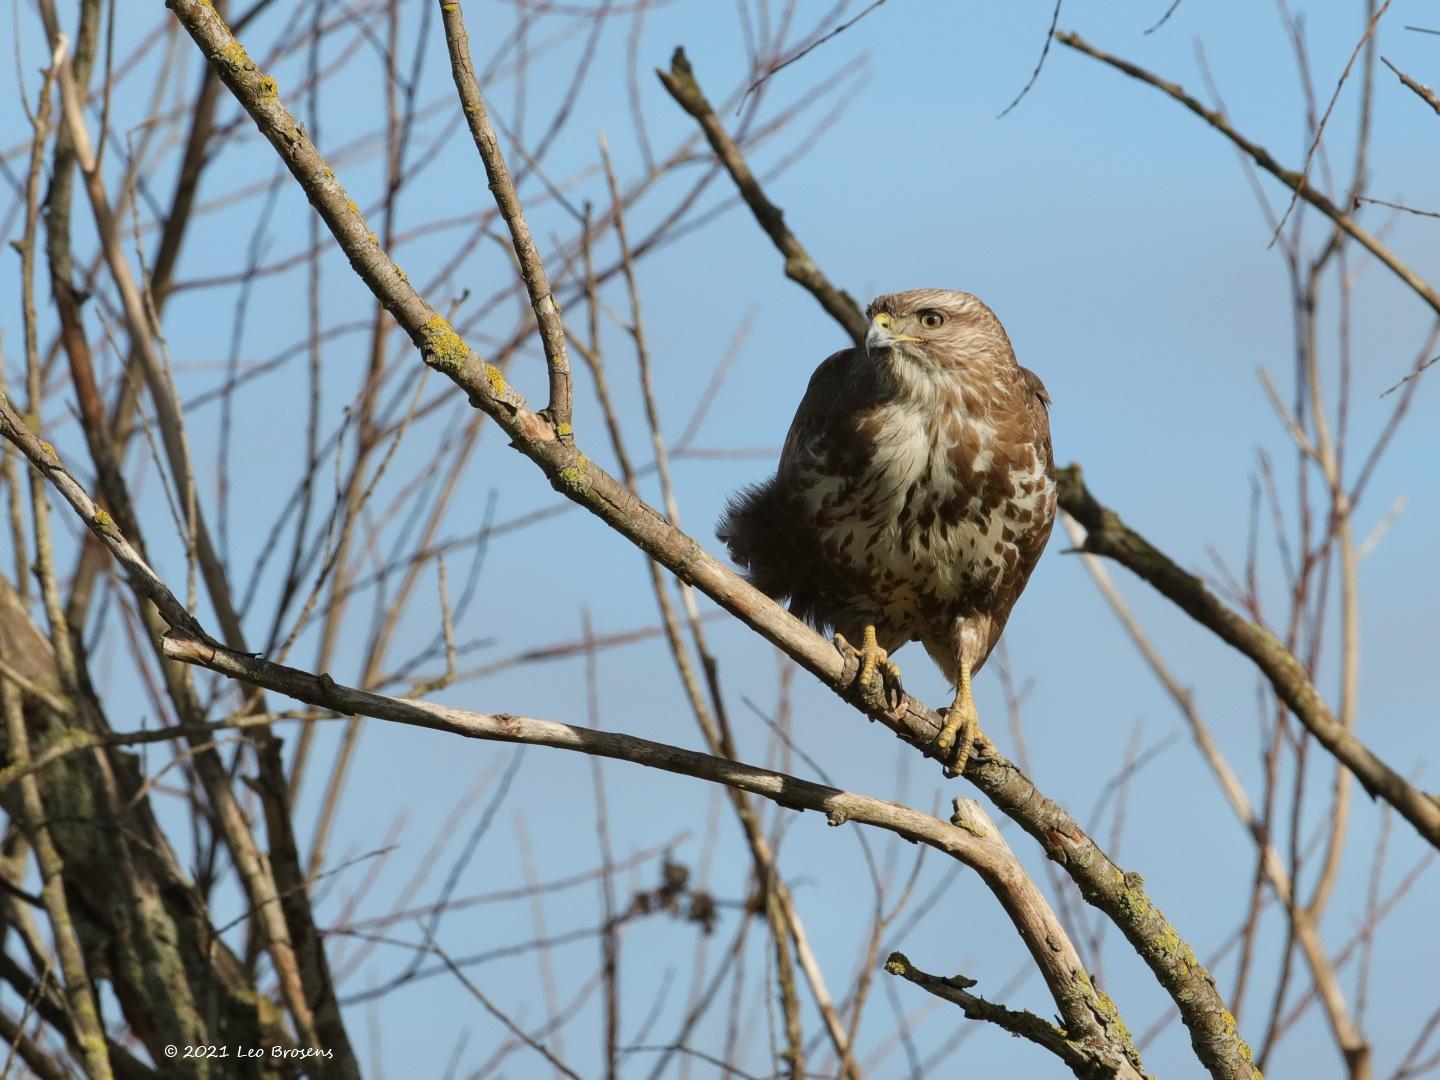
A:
864 290 1015 383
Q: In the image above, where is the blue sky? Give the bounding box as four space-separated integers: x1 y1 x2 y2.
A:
3 0 1439 1076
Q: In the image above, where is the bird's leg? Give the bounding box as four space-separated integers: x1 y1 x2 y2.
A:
834 625 905 715
934 654 981 776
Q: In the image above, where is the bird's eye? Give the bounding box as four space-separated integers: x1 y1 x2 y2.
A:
919 311 945 329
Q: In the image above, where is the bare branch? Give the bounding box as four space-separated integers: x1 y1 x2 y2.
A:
1057 30 1440 319
1380 55 1440 117
1059 464 1440 850
155 9 1259 1076
656 48 869 346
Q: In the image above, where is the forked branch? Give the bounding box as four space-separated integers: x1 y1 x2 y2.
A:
159 5 1255 1076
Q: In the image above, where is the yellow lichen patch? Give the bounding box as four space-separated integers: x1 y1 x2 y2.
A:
556 454 590 495
1063 971 1141 1065
218 39 253 74
952 815 986 838
555 421 573 438
1239 1035 1257 1066
419 314 471 376
257 74 278 100
883 952 912 977
484 363 508 397
1095 988 1139 1060
1115 876 1153 924
1147 921 1198 970
91 509 116 536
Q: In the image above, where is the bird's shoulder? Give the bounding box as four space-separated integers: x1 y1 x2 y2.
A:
1014 365 1054 465
1017 364 1051 410
778 347 877 470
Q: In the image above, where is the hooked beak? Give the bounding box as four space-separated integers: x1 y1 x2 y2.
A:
865 312 919 355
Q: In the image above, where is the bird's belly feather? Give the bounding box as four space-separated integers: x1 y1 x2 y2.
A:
797 403 1051 639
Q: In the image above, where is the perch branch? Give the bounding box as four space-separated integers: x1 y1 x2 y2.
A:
158 633 1145 1080
159 7 1254 1075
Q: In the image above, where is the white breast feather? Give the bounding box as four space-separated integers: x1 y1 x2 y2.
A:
802 398 1052 616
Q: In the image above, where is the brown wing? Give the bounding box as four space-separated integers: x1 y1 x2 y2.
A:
776 348 867 483
974 366 1057 671
717 348 869 622
1018 365 1054 479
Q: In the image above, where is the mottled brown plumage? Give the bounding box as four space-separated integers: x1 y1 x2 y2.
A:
719 289 1056 770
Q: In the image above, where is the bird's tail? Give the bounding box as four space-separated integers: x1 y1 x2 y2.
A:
716 478 800 604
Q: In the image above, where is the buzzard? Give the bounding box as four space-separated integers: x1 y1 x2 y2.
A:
718 289 1056 773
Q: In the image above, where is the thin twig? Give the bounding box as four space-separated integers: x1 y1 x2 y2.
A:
1380 55 1440 116
741 0 889 104
1271 1 1393 242
997 0 1064 118
1057 30 1440 319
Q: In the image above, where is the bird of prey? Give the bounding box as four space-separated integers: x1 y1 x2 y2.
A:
718 289 1056 773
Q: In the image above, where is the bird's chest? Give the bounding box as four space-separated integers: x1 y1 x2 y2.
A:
803 403 1015 604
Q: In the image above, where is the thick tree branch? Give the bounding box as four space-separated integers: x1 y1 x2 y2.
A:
1060 514 1373 1078
159 7 1254 1076
1058 464 1440 851
158 632 1144 1079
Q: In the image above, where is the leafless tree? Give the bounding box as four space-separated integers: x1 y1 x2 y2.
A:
0 1 1435 1078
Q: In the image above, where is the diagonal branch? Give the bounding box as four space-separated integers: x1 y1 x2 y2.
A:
1058 464 1440 851
1380 56 1440 117
1060 514 1373 1077
159 7 1255 1076
886 951 1130 1078
1056 30 1440 320
158 633 1145 1080
657 48 870 347
438 0 572 435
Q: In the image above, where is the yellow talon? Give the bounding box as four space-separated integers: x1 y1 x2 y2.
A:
934 655 981 776
835 625 904 714
857 625 881 689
